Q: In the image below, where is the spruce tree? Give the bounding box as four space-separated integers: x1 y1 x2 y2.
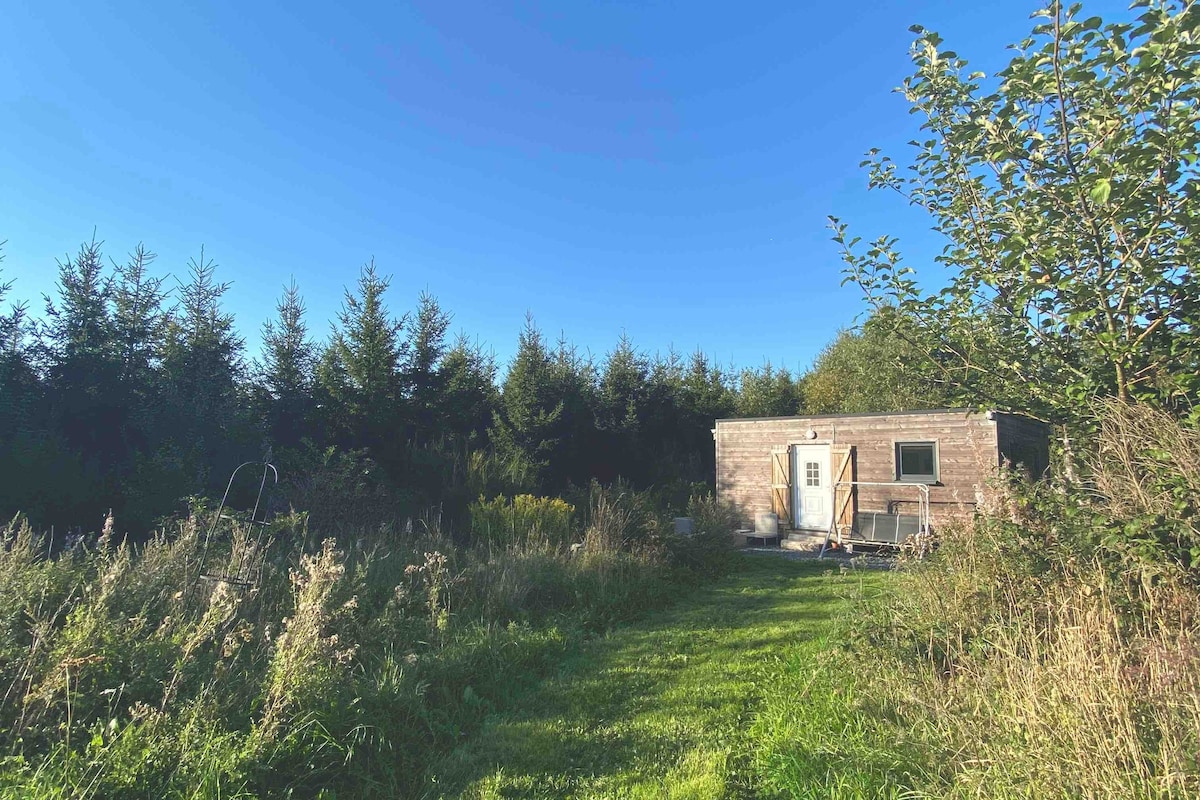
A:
43 237 122 462
596 333 648 483
0 257 63 525
736 362 802 418
313 341 353 448
111 244 167 403
441 334 497 450
545 334 597 490
160 248 247 489
0 256 40 444
679 351 734 483
110 244 169 470
638 349 687 484
330 260 406 461
258 279 316 450
402 291 451 446
490 316 562 490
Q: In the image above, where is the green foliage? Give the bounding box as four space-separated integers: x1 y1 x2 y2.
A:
835 0 1200 423
441 336 499 448
39 239 123 512
326 260 406 452
752 400 1200 798
160 248 246 441
804 308 952 414
0 486 736 798
735 361 802 418
0 229 817 533
469 494 576 548
661 493 739 578
402 291 452 446
488 316 564 489
255 279 316 451
275 443 416 533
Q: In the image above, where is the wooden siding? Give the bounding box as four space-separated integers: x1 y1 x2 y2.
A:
715 410 1001 530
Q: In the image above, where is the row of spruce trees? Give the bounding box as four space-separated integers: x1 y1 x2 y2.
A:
0 238 940 534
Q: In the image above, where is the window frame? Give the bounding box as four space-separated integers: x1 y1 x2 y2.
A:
804 459 821 487
894 440 940 484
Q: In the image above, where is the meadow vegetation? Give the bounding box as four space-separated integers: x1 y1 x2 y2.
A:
753 402 1200 798
0 487 737 799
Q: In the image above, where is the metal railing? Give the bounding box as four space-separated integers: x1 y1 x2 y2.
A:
818 481 931 559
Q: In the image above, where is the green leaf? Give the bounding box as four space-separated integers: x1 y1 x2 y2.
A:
1089 178 1111 206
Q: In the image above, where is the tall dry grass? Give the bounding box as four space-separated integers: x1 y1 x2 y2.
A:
860 520 1200 798
825 401 1200 798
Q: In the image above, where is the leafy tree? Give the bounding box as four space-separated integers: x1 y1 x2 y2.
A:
257 279 316 450
834 0 1200 426
803 309 951 414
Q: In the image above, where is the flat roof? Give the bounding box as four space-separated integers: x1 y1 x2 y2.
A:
714 408 979 424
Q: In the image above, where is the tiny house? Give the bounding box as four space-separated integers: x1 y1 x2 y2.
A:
714 409 1048 546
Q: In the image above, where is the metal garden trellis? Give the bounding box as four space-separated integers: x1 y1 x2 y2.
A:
194 460 279 590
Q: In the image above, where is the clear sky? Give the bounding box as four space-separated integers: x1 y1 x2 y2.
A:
1 0 1131 375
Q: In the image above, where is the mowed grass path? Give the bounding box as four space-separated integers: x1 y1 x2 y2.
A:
426 555 891 799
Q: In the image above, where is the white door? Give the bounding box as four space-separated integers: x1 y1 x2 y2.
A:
792 444 832 531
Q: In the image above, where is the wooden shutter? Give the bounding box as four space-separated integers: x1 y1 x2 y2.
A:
830 444 855 537
770 447 792 527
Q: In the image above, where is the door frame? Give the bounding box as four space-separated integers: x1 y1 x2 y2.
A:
789 441 834 532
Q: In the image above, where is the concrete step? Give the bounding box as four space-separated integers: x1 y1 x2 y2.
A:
781 532 826 552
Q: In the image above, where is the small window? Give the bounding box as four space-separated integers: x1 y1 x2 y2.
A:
805 461 820 487
896 441 938 483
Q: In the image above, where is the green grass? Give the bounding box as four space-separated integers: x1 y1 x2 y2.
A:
426 554 893 799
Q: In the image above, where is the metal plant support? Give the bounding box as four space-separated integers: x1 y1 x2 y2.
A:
195 461 279 589
818 481 931 559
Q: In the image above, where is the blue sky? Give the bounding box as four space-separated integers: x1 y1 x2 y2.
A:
1 0 1130 375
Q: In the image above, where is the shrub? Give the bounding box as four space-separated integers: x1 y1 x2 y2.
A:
468 494 575 549
1089 399 1200 581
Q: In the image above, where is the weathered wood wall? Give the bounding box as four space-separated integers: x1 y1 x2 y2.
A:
715 410 1001 530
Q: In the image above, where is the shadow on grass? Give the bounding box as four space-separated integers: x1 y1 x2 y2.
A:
423 556 877 799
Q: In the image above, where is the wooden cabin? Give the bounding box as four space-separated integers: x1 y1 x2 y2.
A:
713 409 1048 547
